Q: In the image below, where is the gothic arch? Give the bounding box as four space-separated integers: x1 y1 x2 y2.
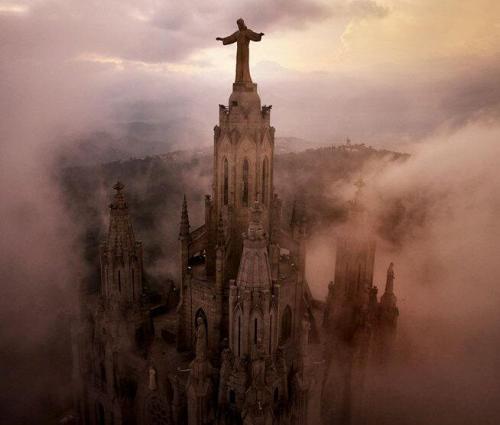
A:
194 308 208 333
250 309 263 348
280 305 292 343
223 157 229 205
233 305 243 357
230 128 241 144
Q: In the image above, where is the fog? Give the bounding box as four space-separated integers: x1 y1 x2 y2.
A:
1 0 500 423
304 121 500 424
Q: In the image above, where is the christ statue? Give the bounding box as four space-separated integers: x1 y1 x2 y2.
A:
216 19 264 83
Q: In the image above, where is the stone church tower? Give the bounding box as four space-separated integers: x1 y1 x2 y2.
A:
73 183 153 425
321 182 399 425
177 63 281 356
176 19 312 425
176 75 275 352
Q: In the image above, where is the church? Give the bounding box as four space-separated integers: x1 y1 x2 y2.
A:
72 19 399 425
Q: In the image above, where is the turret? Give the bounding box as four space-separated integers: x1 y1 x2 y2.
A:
179 195 190 281
99 182 143 306
228 202 276 361
379 262 399 324
380 262 397 309
177 195 191 351
375 262 399 364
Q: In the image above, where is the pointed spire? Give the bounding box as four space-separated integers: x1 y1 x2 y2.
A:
179 194 190 240
385 262 395 295
112 181 126 208
380 262 397 309
107 181 135 253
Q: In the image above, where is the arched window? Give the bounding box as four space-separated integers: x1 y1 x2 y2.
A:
242 159 249 206
269 314 273 353
223 158 229 205
254 317 258 345
280 306 292 343
262 157 268 205
118 270 121 292
233 311 242 357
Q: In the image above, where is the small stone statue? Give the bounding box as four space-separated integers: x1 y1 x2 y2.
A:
148 366 157 391
195 317 207 360
216 18 264 83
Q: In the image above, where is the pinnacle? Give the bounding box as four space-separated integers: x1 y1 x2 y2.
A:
113 181 125 192
180 194 190 238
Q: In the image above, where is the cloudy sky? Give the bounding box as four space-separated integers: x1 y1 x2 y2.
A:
2 0 500 151
1 2 500 422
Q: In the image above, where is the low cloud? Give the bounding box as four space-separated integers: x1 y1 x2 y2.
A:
305 121 500 424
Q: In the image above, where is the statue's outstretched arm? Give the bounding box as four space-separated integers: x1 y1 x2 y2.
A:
247 29 264 42
217 31 239 45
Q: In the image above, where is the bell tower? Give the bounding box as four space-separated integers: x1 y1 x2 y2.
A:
213 81 275 261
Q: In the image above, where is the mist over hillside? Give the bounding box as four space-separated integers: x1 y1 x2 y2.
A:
60 141 409 290
56 124 332 167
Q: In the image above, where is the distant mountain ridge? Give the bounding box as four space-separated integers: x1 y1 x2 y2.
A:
56 123 333 167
